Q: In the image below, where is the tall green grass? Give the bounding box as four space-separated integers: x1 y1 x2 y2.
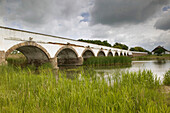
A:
83 56 132 66
163 70 170 86
0 65 169 112
7 57 27 67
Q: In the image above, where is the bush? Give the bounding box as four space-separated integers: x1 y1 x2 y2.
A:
163 70 170 85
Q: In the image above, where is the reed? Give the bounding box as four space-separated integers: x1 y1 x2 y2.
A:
0 65 169 112
7 57 27 67
163 70 170 86
83 56 132 66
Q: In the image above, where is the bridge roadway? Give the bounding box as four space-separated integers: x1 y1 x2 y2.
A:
0 26 147 69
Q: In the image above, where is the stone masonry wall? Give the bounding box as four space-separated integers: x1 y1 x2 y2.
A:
0 51 7 65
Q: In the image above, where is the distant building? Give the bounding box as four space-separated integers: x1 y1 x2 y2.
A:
152 46 170 55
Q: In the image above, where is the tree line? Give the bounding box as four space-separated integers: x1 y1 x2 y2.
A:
78 39 150 54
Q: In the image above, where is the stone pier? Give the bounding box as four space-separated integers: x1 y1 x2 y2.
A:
50 57 59 77
0 51 7 65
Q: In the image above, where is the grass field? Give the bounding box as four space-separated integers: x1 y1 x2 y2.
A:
0 64 169 113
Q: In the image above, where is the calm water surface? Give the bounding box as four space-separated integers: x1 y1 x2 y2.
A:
95 60 170 80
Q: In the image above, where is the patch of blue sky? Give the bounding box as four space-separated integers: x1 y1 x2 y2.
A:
162 6 170 11
80 12 90 22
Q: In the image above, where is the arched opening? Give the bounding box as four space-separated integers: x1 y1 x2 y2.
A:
97 51 105 57
124 53 127 56
56 47 79 66
120 52 123 56
107 52 113 56
6 50 27 66
82 49 95 61
5 42 50 66
115 52 118 56
17 46 49 63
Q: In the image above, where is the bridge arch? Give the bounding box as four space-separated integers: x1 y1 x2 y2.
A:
124 52 127 56
115 51 119 56
55 45 81 66
120 52 123 56
5 41 51 64
82 48 95 61
107 51 113 56
97 50 105 57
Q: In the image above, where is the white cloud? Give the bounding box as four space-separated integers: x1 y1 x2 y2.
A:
0 0 170 51
89 18 169 50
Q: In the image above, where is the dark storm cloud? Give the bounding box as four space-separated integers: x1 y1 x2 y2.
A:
154 11 170 30
0 0 85 26
91 0 169 25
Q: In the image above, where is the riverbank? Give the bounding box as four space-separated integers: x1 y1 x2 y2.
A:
132 54 170 61
0 65 169 112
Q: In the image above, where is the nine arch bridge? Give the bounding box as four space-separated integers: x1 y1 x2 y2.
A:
0 26 147 69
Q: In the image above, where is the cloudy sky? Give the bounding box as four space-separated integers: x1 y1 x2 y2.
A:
0 0 170 51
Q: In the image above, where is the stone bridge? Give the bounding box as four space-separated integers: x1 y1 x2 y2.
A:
0 26 147 69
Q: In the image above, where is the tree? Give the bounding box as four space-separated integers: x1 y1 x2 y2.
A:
113 43 128 50
130 47 145 52
78 39 130 50
130 47 150 54
78 39 112 47
130 48 135 51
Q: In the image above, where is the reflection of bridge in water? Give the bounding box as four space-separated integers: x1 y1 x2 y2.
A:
0 26 147 69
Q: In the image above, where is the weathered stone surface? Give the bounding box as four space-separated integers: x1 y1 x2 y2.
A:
50 57 59 78
50 57 58 69
77 57 84 65
107 52 113 56
0 51 7 65
82 49 95 58
5 42 51 60
97 51 105 57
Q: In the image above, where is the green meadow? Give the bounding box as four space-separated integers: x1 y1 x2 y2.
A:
0 63 169 113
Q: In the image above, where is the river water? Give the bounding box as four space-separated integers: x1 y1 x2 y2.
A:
95 60 170 81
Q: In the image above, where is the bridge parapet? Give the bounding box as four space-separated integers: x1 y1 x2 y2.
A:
131 51 148 57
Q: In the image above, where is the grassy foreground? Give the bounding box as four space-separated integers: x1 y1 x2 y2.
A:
0 65 169 113
84 56 131 66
